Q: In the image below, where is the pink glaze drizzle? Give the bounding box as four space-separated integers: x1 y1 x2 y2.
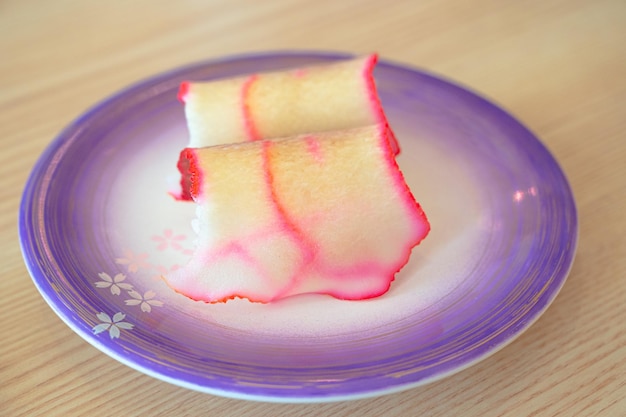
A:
377 126 430 263
177 81 190 103
176 148 203 201
259 140 324 300
261 141 316 262
304 135 324 163
207 241 277 292
241 75 261 141
362 55 400 155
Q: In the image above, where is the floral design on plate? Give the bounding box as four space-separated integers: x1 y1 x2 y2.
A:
94 272 133 295
92 312 134 339
125 290 164 313
90 228 191 338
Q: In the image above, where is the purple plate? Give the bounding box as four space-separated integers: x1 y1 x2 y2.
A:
19 52 577 402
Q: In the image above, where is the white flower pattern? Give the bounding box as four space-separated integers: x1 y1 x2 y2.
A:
125 290 164 312
92 312 134 339
94 272 133 295
90 227 191 341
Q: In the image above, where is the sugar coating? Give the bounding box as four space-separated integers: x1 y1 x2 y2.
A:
164 126 429 303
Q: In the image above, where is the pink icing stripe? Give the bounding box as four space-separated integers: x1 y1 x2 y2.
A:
377 126 430 268
362 54 400 155
260 140 319 300
215 241 255 263
241 74 261 141
282 260 394 301
176 148 202 201
211 241 278 293
304 135 324 163
177 81 190 103
261 141 314 260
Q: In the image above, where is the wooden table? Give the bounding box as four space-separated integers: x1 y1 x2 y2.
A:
2 1 624 415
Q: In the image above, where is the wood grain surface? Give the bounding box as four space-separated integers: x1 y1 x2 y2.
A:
1 1 625 415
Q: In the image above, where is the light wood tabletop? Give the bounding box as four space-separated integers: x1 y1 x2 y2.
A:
2 1 625 415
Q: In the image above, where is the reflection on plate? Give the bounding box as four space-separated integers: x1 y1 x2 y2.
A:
19 52 577 402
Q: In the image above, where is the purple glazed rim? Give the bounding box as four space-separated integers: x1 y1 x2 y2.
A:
19 50 577 402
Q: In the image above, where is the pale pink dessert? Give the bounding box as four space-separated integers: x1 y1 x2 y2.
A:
164 125 429 303
175 55 398 200
178 55 398 150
